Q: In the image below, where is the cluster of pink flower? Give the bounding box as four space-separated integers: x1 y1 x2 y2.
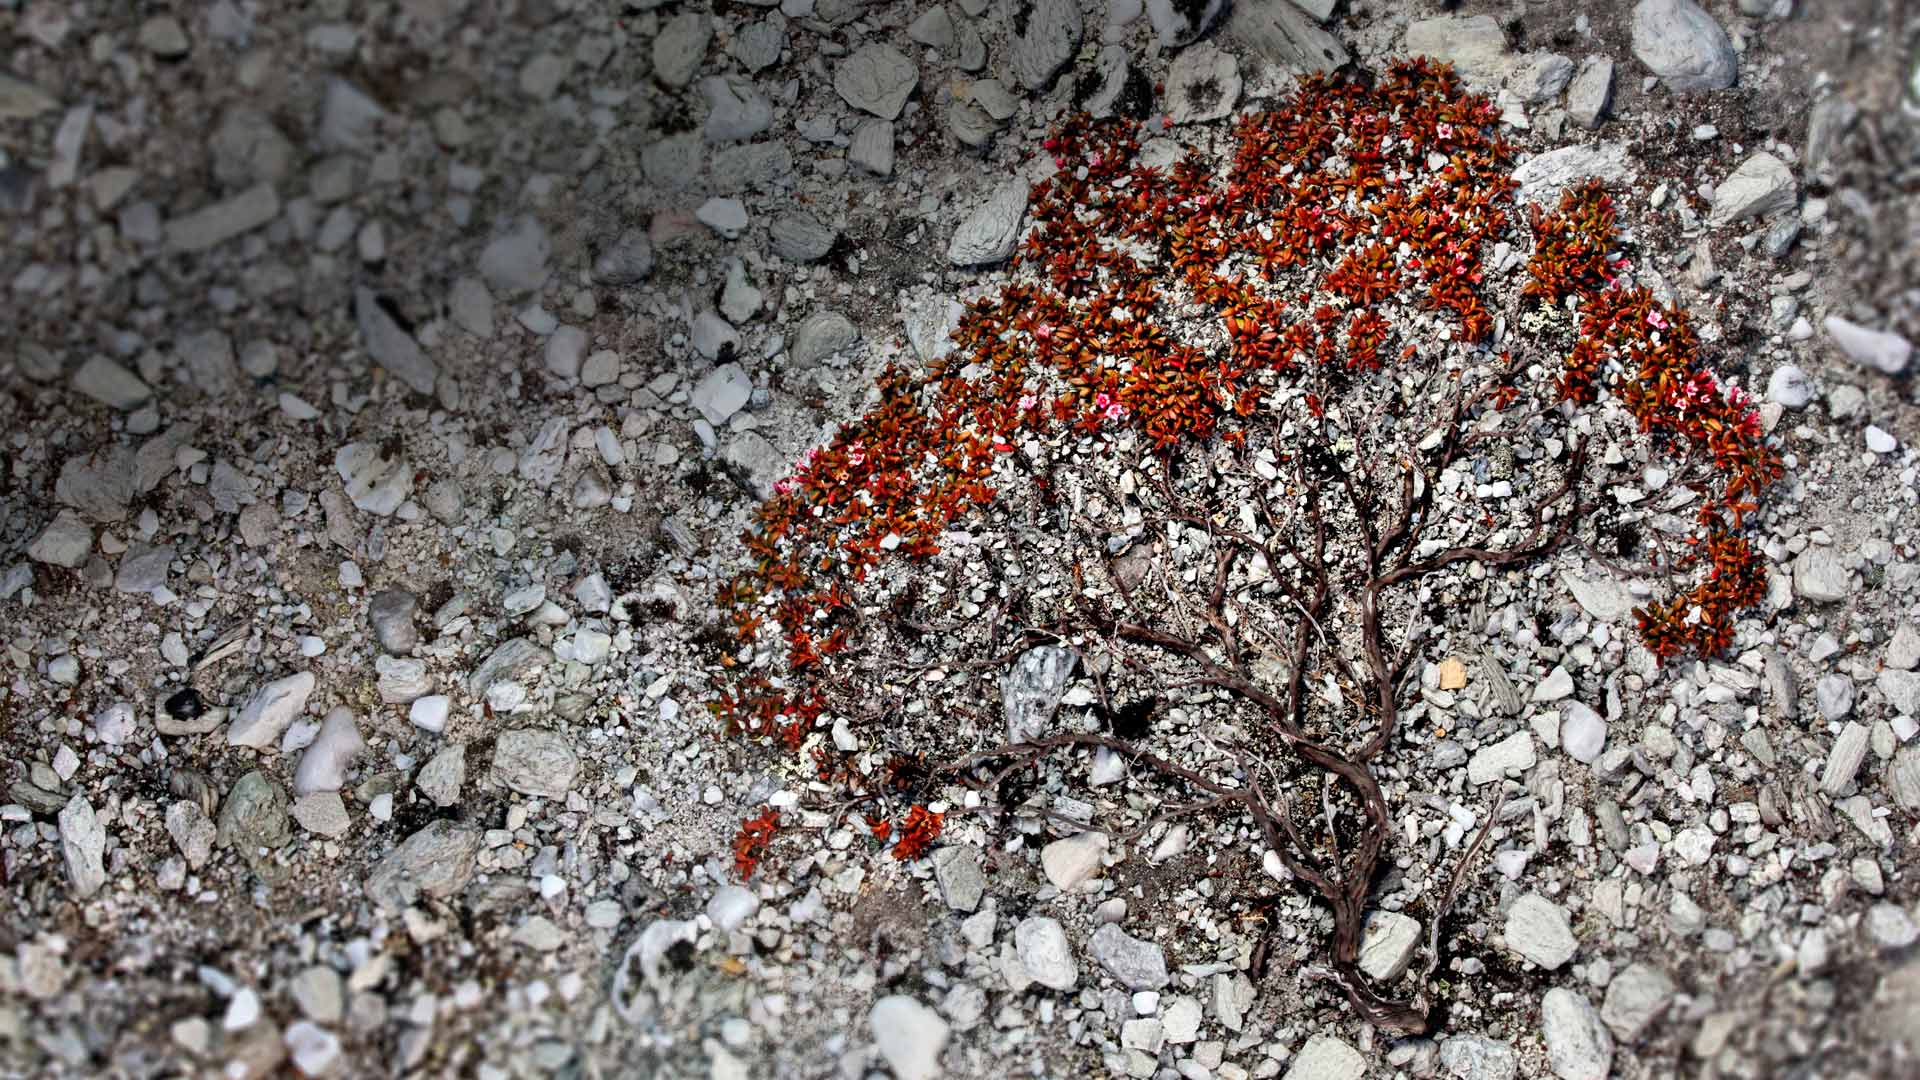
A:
1092 391 1129 422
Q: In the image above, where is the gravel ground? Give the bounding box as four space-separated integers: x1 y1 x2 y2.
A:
2 1 1918 1078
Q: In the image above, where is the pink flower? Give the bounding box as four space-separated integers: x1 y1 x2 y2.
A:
1034 323 1054 340
1018 394 1038 411
1104 402 1127 421
1436 123 1453 139
846 442 867 465
1093 392 1113 410
774 478 798 495
1647 309 1667 330
1089 152 1104 168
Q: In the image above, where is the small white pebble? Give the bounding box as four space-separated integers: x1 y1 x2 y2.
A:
369 792 395 822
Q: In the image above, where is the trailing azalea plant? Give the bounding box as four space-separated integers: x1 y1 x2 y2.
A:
715 59 1779 1032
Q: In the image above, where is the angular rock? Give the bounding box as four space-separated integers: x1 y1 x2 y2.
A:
933 846 985 912
1041 831 1107 890
216 770 291 854
227 672 317 749
294 707 364 796
1600 962 1674 1040
1004 645 1076 741
1088 924 1170 990
354 288 437 395
1631 0 1736 92
848 118 895 177
1404 16 1510 86
1560 702 1607 764
468 638 551 697
1707 152 1796 227
692 362 753 426
1566 56 1614 129
1437 1036 1517 1080
492 729 580 798
365 820 482 909
770 209 837 262
1819 722 1869 795
1007 0 1081 92
702 75 773 142
28 511 92 568
290 792 351 838
720 432 787 500
1792 547 1849 602
335 442 412 517
417 743 466 807
478 216 550 294
1014 917 1078 989
834 44 918 120
1229 0 1348 71
1165 44 1240 124
1468 730 1536 784
1512 143 1631 203
949 178 1029 267
166 183 279 253
166 800 218 869
1285 1035 1366 1080
1505 892 1577 969
71 356 152 410
1541 988 1613 1080
1358 911 1422 982
368 589 419 654
869 995 949 1080
1509 53 1575 104
653 13 712 88
59 796 107 899
592 229 654 286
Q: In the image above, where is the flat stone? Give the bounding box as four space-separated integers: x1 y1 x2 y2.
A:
1004 645 1076 741
949 178 1029 267
210 106 295 188
467 637 551 697
1284 1034 1366 1080
706 885 761 932
720 432 788 500
1505 892 1577 969
653 13 712 87
1229 0 1349 71
1512 143 1631 203
1008 0 1081 91
335 442 412 517
1792 547 1850 602
71 356 152 410
1819 722 1870 795
1404 15 1511 86
1566 56 1614 128
165 182 279 253
692 362 753 427
1041 831 1108 890
293 707 364 795
790 310 860 369
1540 988 1613 1080
869 995 949 1080
692 310 740 361
1357 911 1421 982
365 820 482 909
1014 917 1078 989
1707 152 1796 227
1824 316 1912 375
592 229 654 286
848 118 894 176
933 846 985 912
732 17 786 72
28 511 92 568
835 44 918 119
0 73 59 120
318 79 387 150
1146 0 1225 48
711 142 793 193
227 672 317 749
1468 730 1536 784
1816 674 1856 720
1509 52 1575 104
216 770 291 854
770 209 837 262
417 743 466 807
1437 1036 1518 1080
1600 962 1674 1040
478 216 551 293
114 544 174 593
165 801 217 868
1560 701 1607 764
492 729 580 799
696 197 750 239
290 792 351 838
1088 924 1170 990
1165 44 1240 124
702 75 773 142
354 288 436 395
1631 0 1736 92
58 796 107 899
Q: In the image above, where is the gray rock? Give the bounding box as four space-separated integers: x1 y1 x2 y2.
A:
71 356 152 410
28 511 92 568
643 132 706 190
114 543 174 593
1468 730 1536 784
1792 547 1849 602
869 995 949 1080
770 209 837 262
1541 988 1613 1080
1088 924 1170 990
791 311 860 369
210 106 294 188
909 7 956 51
720 432 788 500
711 142 793 192
1600 962 1674 1040
318 79 387 151
1041 831 1107 890
227 672 317 748
467 637 551 697
368 589 420 654
1145 0 1225 48
0 73 59 120
1805 96 1859 177
1815 673 1855 720
720 258 763 324
291 792 351 838
1891 745 1920 813
948 100 996 148
365 820 482 909
1819 722 1869 795
1631 0 1736 92
903 295 964 361
165 800 217 869
933 846 985 912
58 796 107 899
216 770 292 853
1165 44 1240 124
56 449 135 521
1707 152 1796 227
1824 316 1912 376
417 743 467 807
593 229 654 286
1869 903 1920 949
653 13 712 88
1505 892 1577 969
1284 1035 1366 1080
702 75 773 142
1560 702 1607 764
354 288 437 395
1512 143 1631 203
1004 645 1076 741
706 885 761 932
165 182 279 253
493 729 580 798
692 362 753 426
1403 16 1511 86
177 330 237 396
949 178 1029 266
1357 911 1422 982
335 441 412 516
1510 53 1575 104
1889 622 1920 671
1007 0 1081 92
691 311 740 362
696 197 749 239
294 707 364 796
1229 0 1349 71
478 216 550 294
848 118 894 177
1563 573 1634 622
448 276 495 336
1566 57 1613 129
1437 1036 1517 1080
733 16 787 72
1014 917 1078 989
1768 364 1814 408
835 44 917 119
